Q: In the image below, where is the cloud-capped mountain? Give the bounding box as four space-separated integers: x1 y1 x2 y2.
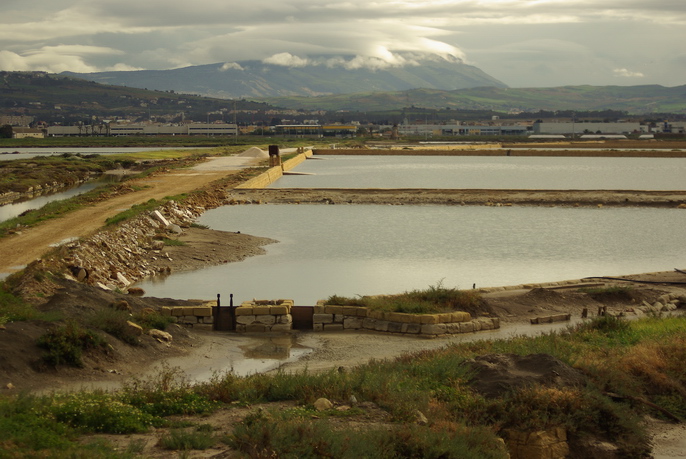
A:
62 55 507 99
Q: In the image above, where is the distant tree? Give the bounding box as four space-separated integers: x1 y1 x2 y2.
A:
0 125 12 138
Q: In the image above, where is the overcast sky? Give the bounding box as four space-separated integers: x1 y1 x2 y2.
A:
1 0 684 88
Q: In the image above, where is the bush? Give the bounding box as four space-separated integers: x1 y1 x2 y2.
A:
326 282 484 314
133 310 176 331
159 428 216 451
37 321 105 367
49 392 157 434
87 307 140 345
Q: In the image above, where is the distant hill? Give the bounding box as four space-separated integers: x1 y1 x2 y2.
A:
259 85 686 114
61 57 507 99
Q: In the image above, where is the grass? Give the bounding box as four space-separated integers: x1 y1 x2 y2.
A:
37 321 107 367
326 282 483 314
0 282 62 322
1 315 684 457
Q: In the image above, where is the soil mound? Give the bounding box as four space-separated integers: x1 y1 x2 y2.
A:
238 147 268 158
462 353 587 398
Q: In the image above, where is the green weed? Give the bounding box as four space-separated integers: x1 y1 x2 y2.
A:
158 428 216 451
37 321 106 367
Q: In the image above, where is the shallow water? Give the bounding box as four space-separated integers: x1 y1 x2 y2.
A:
272 155 686 190
138 205 686 305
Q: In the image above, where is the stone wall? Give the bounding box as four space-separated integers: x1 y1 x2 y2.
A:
235 150 312 189
159 304 215 325
312 303 499 336
234 300 294 332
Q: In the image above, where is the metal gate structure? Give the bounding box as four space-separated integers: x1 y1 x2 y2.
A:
291 306 314 330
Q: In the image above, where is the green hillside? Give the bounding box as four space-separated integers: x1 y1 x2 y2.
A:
260 85 686 114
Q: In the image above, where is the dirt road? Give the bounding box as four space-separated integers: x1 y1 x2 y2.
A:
0 156 262 277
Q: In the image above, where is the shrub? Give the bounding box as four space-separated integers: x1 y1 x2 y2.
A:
37 321 105 367
133 310 176 331
49 392 157 434
326 282 484 314
87 307 140 345
158 428 216 451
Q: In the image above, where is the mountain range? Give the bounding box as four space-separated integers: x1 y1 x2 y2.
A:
62 57 507 99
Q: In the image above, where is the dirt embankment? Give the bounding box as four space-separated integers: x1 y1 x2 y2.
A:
228 188 686 208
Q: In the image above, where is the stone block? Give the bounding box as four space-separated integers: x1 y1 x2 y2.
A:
363 318 377 330
324 324 344 331
388 312 410 323
374 320 390 332
236 324 247 333
313 305 325 314
342 306 365 317
313 313 334 324
159 307 172 316
253 306 270 315
201 316 214 324
276 314 293 324
313 323 324 332
438 313 453 323
369 310 385 319
478 318 495 330
343 317 363 329
194 307 212 317
334 314 344 323
271 323 292 332
387 322 403 333
459 321 475 333
235 307 254 316
255 315 276 325
452 311 471 322
324 305 343 315
473 320 482 331
171 307 185 317
420 314 439 324
401 323 422 334
246 323 267 333
421 323 447 335
236 315 256 325
183 307 196 316
270 305 289 315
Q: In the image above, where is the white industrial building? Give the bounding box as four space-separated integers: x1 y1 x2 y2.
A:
532 122 642 135
47 123 237 137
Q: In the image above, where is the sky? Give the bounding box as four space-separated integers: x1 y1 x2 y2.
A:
1 0 684 88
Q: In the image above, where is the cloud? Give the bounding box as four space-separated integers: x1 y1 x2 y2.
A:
613 68 645 78
262 53 310 67
220 62 244 71
0 45 137 73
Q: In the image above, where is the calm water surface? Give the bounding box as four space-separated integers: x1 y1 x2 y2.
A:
138 205 686 305
272 156 686 190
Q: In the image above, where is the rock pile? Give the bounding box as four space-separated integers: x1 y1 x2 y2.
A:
59 199 206 291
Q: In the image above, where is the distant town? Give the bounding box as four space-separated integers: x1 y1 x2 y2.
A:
2 114 685 140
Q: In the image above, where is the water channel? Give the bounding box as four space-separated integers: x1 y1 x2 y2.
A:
0 146 212 161
139 155 686 304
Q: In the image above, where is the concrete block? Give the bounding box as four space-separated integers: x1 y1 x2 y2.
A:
324 324 344 331
194 307 212 317
235 307 254 316
313 313 333 324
